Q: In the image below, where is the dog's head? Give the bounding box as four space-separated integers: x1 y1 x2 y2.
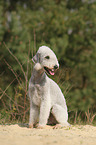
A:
32 46 59 75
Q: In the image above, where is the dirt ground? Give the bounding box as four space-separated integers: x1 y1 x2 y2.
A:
0 124 96 145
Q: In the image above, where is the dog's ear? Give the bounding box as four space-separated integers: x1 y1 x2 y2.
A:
32 53 40 63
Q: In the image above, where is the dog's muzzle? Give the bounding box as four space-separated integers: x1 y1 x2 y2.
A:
44 65 59 76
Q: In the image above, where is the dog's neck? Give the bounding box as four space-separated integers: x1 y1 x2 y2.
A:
31 63 46 84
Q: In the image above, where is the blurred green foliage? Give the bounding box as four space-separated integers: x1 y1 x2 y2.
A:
0 0 96 124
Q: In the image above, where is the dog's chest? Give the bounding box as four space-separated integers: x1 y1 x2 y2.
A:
31 84 43 106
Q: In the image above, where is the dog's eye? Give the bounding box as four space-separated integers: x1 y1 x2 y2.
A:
45 56 50 59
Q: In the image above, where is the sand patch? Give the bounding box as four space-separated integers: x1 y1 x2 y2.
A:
0 124 96 145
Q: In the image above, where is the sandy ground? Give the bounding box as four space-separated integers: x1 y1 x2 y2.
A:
0 124 96 145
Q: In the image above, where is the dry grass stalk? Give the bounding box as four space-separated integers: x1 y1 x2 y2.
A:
85 109 96 124
1 41 32 122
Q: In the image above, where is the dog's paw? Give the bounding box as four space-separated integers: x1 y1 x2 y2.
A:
53 123 71 129
36 124 44 129
53 124 62 129
29 123 33 128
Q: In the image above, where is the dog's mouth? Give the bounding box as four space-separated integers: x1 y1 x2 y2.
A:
44 67 57 75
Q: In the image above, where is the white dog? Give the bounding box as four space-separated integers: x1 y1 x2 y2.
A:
28 46 70 129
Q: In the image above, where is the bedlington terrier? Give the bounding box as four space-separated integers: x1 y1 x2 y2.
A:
28 46 70 129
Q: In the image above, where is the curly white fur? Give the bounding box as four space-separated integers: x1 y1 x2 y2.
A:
28 46 70 128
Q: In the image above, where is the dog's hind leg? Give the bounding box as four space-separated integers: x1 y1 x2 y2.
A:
51 104 70 128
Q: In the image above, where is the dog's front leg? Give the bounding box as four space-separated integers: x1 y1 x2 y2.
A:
29 101 39 128
37 96 51 129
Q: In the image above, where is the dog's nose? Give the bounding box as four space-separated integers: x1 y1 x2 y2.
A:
54 65 58 69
